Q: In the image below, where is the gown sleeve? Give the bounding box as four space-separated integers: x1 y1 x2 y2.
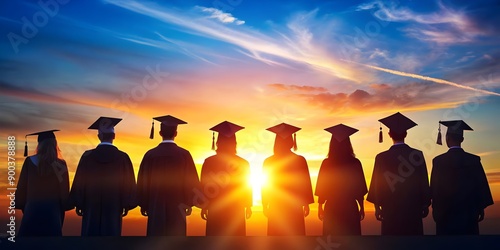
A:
419 152 431 208
354 159 368 201
183 152 200 207
57 160 71 211
476 157 494 209
199 158 211 208
15 158 30 211
137 154 150 210
69 155 87 210
367 154 382 205
122 154 137 211
298 156 314 205
315 159 329 204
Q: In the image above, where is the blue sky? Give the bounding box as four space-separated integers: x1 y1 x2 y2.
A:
1 0 500 189
1 0 500 236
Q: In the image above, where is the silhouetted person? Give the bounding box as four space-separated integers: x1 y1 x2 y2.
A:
316 124 367 236
200 121 252 236
69 117 136 236
262 123 314 235
431 120 494 235
137 115 200 236
16 130 70 236
367 112 430 235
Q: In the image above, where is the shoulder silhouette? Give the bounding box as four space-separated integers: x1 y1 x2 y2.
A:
137 115 200 236
200 121 252 236
367 112 431 235
316 124 367 236
262 123 314 236
16 130 70 236
431 120 494 235
69 117 136 236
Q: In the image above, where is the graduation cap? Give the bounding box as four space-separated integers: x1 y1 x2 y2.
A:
149 115 187 139
88 117 122 133
436 120 473 145
325 124 358 142
24 129 60 157
266 123 301 151
378 112 417 143
209 121 244 150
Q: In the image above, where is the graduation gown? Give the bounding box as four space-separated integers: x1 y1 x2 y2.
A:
200 153 252 236
262 152 314 236
69 144 137 236
315 158 367 236
137 142 200 236
367 144 430 235
15 156 70 236
431 148 494 235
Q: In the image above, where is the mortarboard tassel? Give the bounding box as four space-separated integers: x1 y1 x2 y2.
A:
436 122 442 145
24 137 28 157
211 132 215 150
378 124 383 143
149 120 154 139
293 133 297 151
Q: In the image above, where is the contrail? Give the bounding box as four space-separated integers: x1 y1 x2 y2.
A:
342 59 500 97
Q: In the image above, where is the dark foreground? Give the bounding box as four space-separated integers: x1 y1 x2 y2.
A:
1 236 499 250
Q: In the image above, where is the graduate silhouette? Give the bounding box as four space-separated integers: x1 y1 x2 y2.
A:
16 130 71 236
262 123 314 236
366 112 431 235
137 115 200 236
69 117 137 236
431 120 494 235
315 124 367 236
200 121 253 236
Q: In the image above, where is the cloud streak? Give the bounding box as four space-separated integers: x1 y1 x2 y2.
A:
267 83 327 92
265 82 464 115
486 171 500 185
343 60 500 97
196 6 245 25
104 0 371 83
358 1 487 44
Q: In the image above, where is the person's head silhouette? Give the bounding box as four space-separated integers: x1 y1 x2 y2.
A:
324 124 358 161
209 121 244 154
266 123 301 155
149 115 187 140
378 112 417 144
88 116 122 143
437 120 473 148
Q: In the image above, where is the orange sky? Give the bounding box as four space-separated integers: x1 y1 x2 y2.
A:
2 0 500 237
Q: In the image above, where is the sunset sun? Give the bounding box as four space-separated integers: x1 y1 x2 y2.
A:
1 0 499 240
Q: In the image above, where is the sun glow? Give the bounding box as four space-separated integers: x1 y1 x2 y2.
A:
249 170 268 190
248 167 268 207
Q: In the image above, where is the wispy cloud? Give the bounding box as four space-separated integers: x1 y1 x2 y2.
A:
445 52 500 88
478 151 500 157
196 6 245 25
486 171 500 184
358 1 487 44
369 48 389 60
104 0 500 99
268 83 327 92
104 0 372 83
265 82 464 115
368 49 423 72
343 60 500 97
